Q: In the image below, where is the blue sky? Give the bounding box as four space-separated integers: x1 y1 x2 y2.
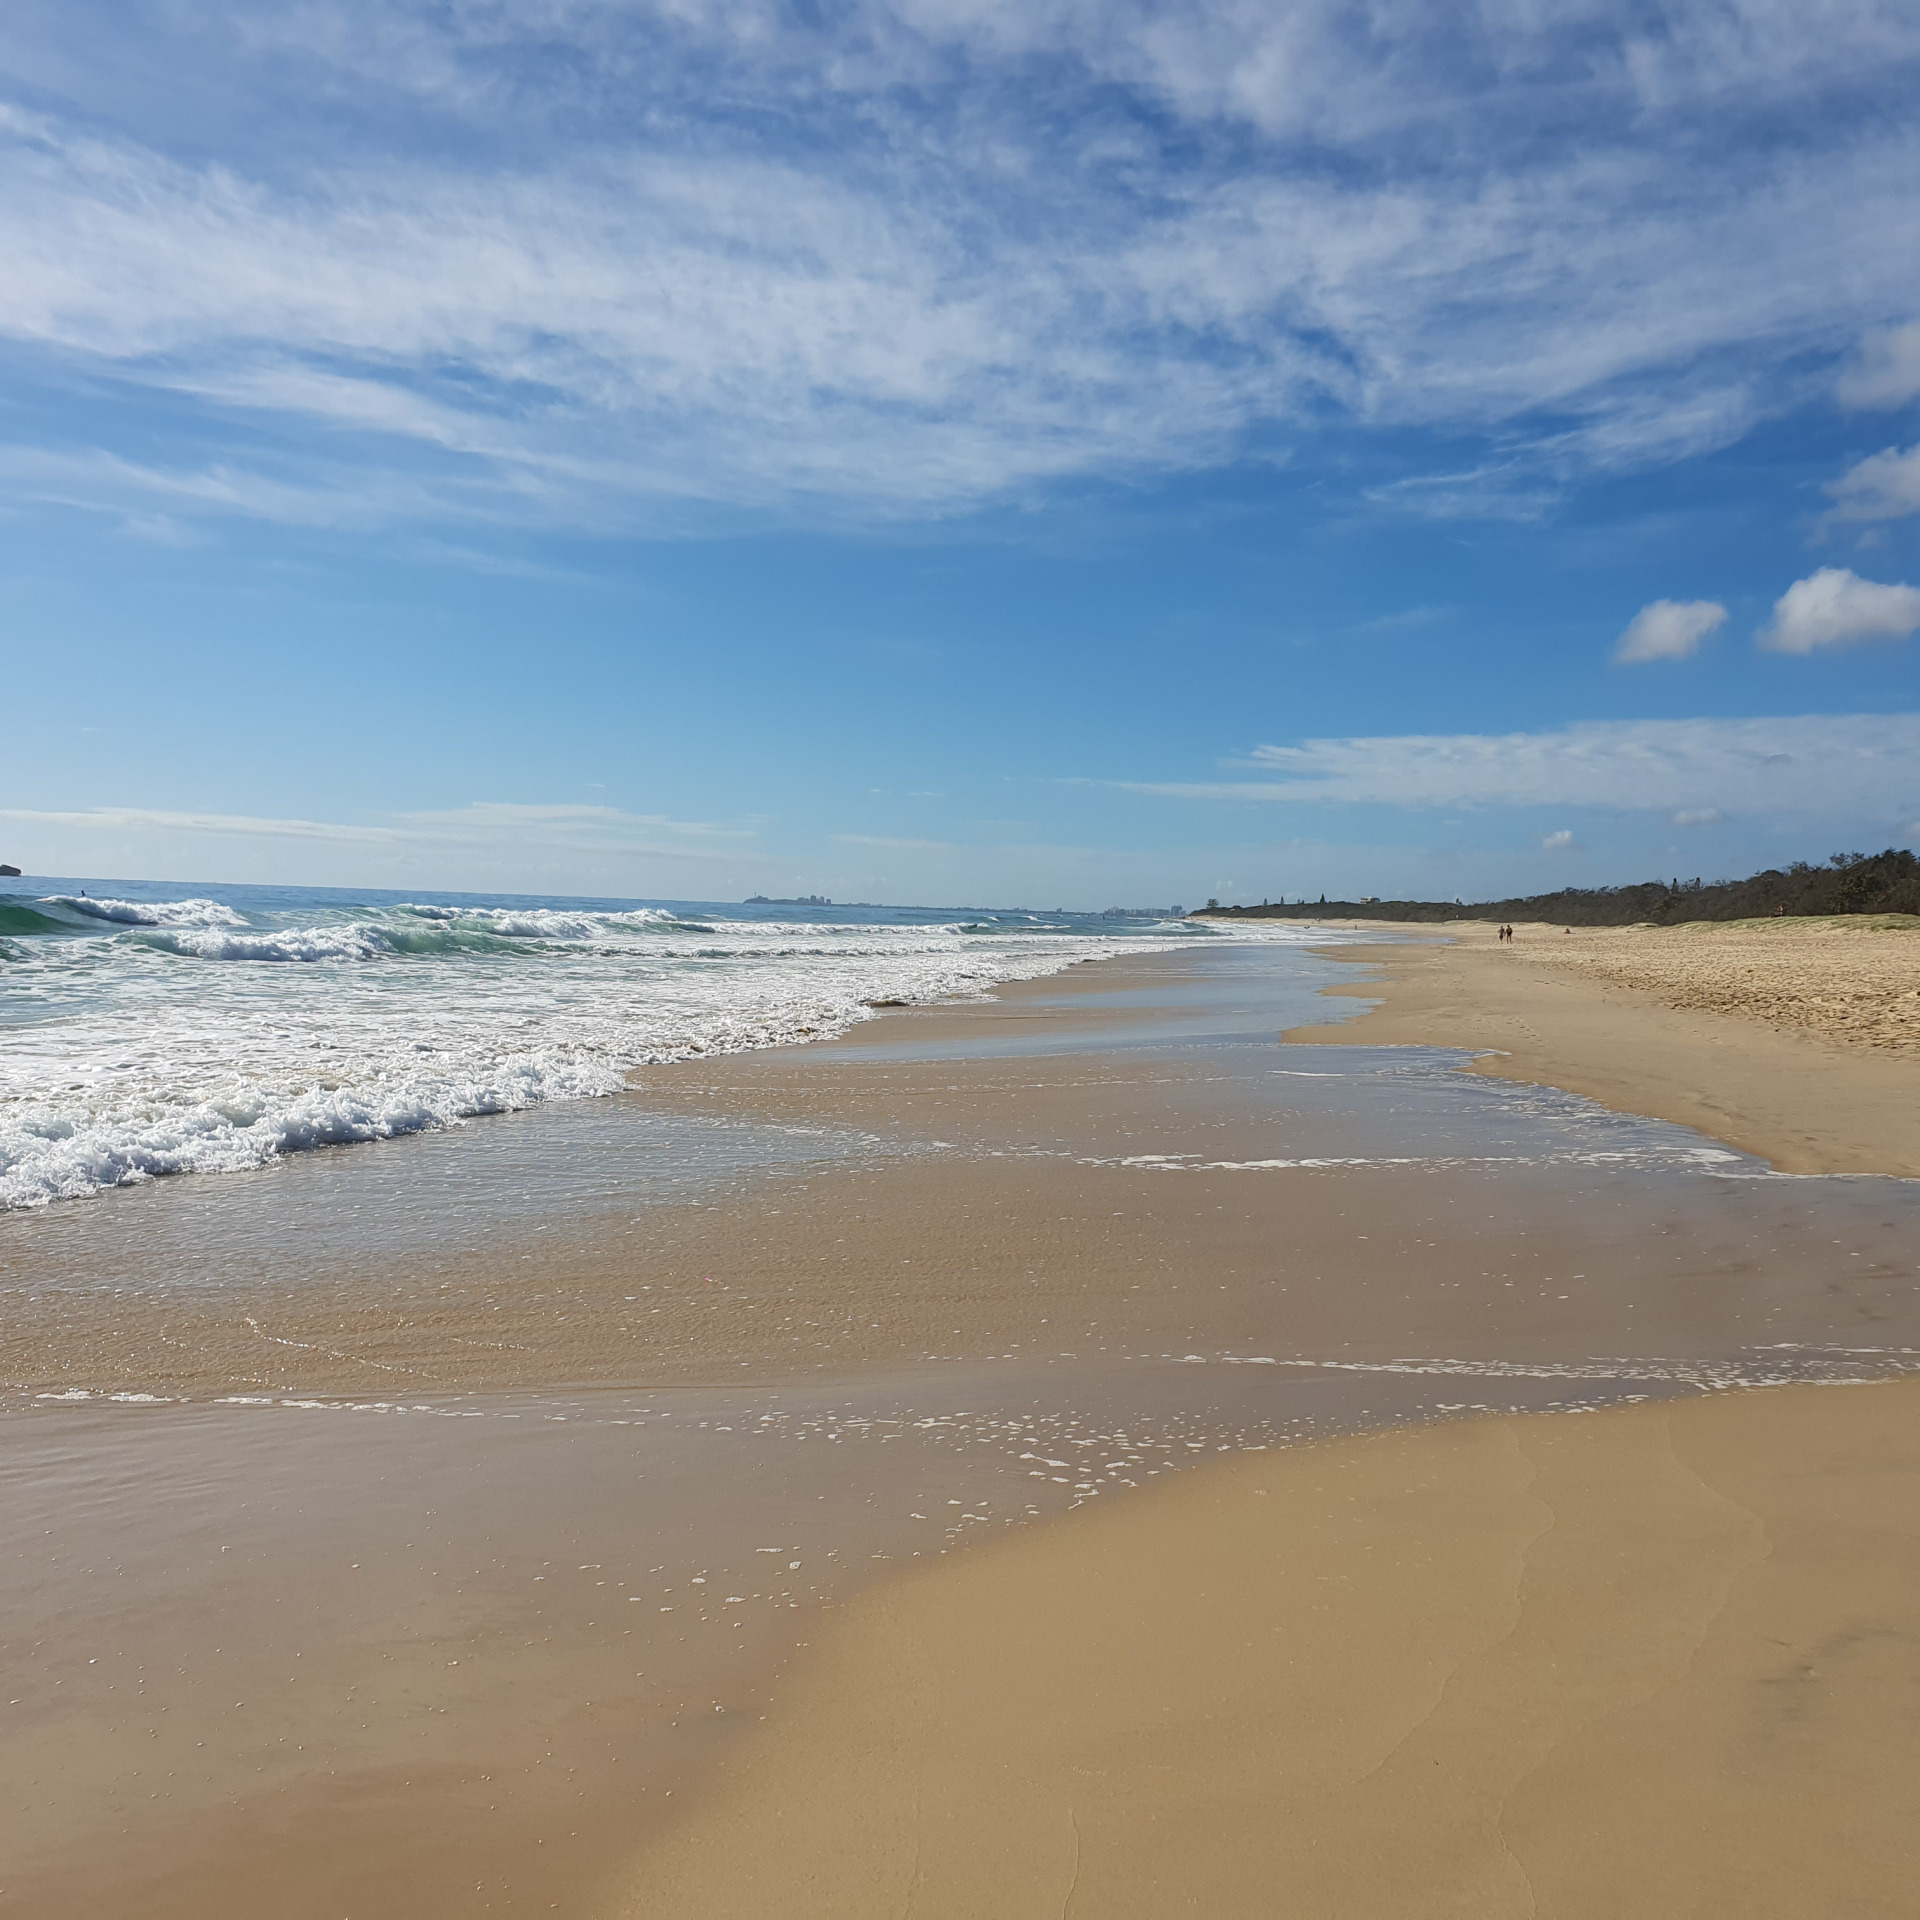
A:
2 0 1918 906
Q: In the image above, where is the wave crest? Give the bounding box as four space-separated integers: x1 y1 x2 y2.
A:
401 903 683 940
55 896 248 928
2 893 1293 1208
142 925 391 963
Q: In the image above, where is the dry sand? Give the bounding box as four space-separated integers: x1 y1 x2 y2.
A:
1501 915 1920 1052
624 1376 1920 1919
1290 916 1920 1176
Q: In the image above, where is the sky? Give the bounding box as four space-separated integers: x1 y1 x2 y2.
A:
2 0 1918 907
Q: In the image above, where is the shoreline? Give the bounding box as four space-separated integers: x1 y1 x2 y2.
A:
1285 917 1920 1177
7 935 1919 1915
15 933 1917 1406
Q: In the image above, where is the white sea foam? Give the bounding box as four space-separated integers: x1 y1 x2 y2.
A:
1 892 1269 1209
53 895 247 928
402 904 603 940
401 903 680 939
141 924 395 963
1093 1146 1744 1173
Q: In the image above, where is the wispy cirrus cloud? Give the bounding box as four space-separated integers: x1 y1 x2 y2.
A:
831 834 960 852
0 801 756 860
1108 714 1920 821
1838 322 1920 409
401 803 752 839
1 4 1918 532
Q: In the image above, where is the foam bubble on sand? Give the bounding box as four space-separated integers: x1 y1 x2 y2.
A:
1089 1141 1747 1177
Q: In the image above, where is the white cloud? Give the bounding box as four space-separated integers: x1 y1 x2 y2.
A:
401 802 751 839
0 801 753 861
1671 807 1725 826
1825 444 1920 524
0 5 1918 527
0 806 402 845
1838 322 1920 408
1360 465 1562 524
1760 567 1920 653
1112 713 1920 818
831 833 960 851
1613 597 1728 664
1540 829 1577 850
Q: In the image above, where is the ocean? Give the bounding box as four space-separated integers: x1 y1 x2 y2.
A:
0 875 1242 1211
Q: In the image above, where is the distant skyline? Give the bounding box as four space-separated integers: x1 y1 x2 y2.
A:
4 2 1918 906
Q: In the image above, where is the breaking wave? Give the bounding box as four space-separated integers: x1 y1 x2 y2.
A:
0 883 1261 1209
53 895 247 928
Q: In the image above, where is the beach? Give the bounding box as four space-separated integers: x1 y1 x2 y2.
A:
11 5 1918 1914
1289 915 1920 1175
4 924 1918 1914
611 921 1920 1917
625 1376 1920 1918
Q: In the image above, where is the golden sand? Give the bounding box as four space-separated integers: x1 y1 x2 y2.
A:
1291 917 1920 1175
625 1377 1920 1919
1488 915 1920 1052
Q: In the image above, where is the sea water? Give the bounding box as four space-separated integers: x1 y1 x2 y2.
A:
0 876 1289 1210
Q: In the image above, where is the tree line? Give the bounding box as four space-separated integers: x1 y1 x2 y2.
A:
1197 848 1920 925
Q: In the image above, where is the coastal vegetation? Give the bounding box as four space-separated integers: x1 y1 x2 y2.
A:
1199 848 1920 925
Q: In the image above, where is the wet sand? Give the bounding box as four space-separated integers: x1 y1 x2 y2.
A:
5 936 1919 1914
1290 917 1920 1175
9 943 1918 1403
